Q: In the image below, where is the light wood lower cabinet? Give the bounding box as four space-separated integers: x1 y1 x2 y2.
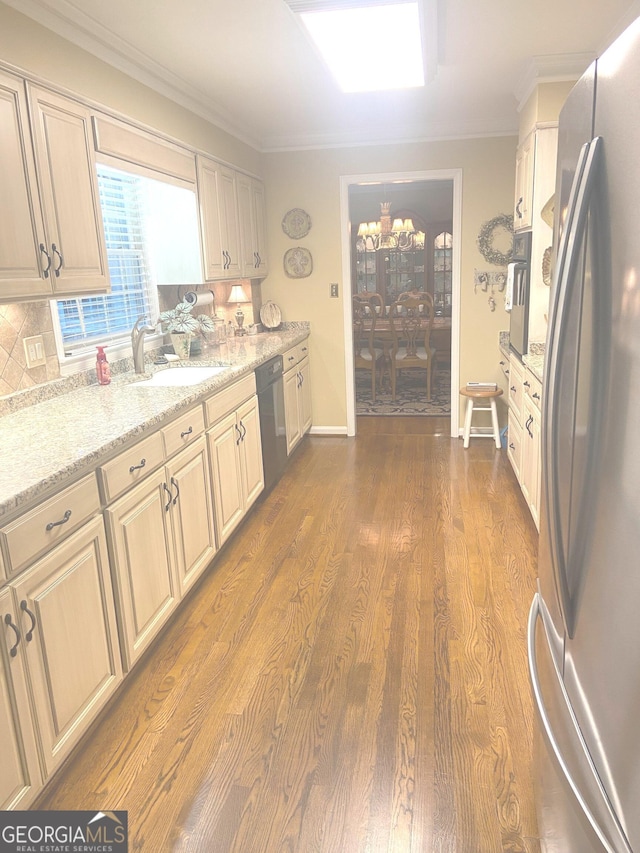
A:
105 437 217 671
284 354 312 455
0 587 42 809
11 516 122 777
166 436 217 596
207 394 264 546
521 387 542 529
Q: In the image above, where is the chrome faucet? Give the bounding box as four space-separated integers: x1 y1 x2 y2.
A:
131 316 156 373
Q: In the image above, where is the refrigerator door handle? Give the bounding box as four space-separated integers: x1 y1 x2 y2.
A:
543 138 603 635
528 594 631 853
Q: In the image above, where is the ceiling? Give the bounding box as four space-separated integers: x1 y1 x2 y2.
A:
4 0 640 151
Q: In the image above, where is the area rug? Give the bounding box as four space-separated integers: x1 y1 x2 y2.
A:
356 369 451 416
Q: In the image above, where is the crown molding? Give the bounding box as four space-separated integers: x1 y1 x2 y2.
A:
514 52 595 111
2 0 262 151
261 116 518 153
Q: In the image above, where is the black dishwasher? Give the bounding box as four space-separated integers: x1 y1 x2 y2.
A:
255 355 288 493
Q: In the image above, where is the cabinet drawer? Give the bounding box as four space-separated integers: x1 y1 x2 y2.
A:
0 473 100 576
98 431 165 503
524 371 542 413
283 340 310 373
204 373 256 427
507 410 522 482
161 406 205 459
507 357 524 423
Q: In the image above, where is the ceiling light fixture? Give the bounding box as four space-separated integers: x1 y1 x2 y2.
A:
284 0 425 93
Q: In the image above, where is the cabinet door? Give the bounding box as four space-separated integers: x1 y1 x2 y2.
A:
0 588 42 809
237 172 258 278
198 156 241 280
284 368 302 455
237 396 264 512
514 133 534 230
298 358 312 436
105 469 179 671
166 437 217 596
251 179 268 276
27 85 109 295
207 410 244 545
12 517 122 777
0 70 50 301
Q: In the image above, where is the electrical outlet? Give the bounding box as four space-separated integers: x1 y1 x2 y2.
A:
23 335 46 369
330 283 339 298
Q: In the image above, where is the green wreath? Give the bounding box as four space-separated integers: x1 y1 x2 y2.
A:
477 214 514 266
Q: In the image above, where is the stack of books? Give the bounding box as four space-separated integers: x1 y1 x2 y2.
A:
466 381 498 391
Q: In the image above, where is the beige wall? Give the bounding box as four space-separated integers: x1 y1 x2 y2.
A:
519 81 576 139
0 3 519 429
261 137 517 430
0 3 260 173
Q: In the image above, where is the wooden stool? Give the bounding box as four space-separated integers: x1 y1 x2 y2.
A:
460 387 503 449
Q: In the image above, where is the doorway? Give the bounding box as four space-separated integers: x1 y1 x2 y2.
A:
340 170 462 437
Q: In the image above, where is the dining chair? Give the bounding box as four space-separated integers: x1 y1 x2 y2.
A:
389 292 437 401
353 292 385 401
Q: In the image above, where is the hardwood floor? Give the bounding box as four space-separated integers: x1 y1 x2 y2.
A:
37 420 541 852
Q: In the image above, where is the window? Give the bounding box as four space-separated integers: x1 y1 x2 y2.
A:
53 162 201 368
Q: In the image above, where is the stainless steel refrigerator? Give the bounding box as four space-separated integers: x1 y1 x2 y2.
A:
529 14 640 853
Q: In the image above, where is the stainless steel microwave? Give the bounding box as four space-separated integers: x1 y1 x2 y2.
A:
506 231 532 359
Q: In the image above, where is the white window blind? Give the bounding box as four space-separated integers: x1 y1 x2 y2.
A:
56 165 159 352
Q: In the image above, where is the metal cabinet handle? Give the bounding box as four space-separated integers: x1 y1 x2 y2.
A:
256 252 261 267
499 360 505 366
163 482 173 512
505 369 510 376
20 600 36 642
39 243 51 278
235 424 243 445
52 243 63 277
524 380 530 388
533 392 540 400
516 197 523 218
239 421 247 441
509 442 515 450
129 458 146 473
288 355 295 362
46 508 72 532
180 426 193 439
4 614 20 657
301 347 307 353
527 595 624 853
510 385 516 393
170 476 180 505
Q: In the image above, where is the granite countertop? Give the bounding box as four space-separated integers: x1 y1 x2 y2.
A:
498 331 545 383
0 326 309 522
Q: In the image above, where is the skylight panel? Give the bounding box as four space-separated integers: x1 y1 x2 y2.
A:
295 2 425 93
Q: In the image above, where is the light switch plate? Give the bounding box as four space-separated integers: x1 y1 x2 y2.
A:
23 335 46 368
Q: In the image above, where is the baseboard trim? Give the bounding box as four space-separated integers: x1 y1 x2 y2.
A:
309 426 348 437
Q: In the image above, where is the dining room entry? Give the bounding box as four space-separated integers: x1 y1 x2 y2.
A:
349 179 454 418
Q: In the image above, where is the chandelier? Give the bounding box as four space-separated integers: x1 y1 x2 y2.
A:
356 202 424 251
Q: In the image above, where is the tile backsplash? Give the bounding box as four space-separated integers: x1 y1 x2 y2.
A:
0 301 60 396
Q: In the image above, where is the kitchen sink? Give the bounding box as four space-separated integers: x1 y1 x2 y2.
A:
129 366 228 387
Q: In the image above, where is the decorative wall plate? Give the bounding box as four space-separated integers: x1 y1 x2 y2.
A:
284 246 313 278
260 301 282 329
282 208 312 239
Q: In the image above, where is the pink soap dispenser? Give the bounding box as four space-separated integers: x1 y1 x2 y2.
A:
96 345 111 385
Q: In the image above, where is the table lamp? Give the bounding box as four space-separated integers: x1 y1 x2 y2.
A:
227 284 250 335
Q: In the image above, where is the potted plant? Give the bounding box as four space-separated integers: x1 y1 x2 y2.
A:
158 301 216 359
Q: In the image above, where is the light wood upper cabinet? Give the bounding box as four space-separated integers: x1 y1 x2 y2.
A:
237 174 269 278
0 69 49 301
0 587 42 809
27 84 109 296
197 156 242 280
11 516 122 778
514 132 534 230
